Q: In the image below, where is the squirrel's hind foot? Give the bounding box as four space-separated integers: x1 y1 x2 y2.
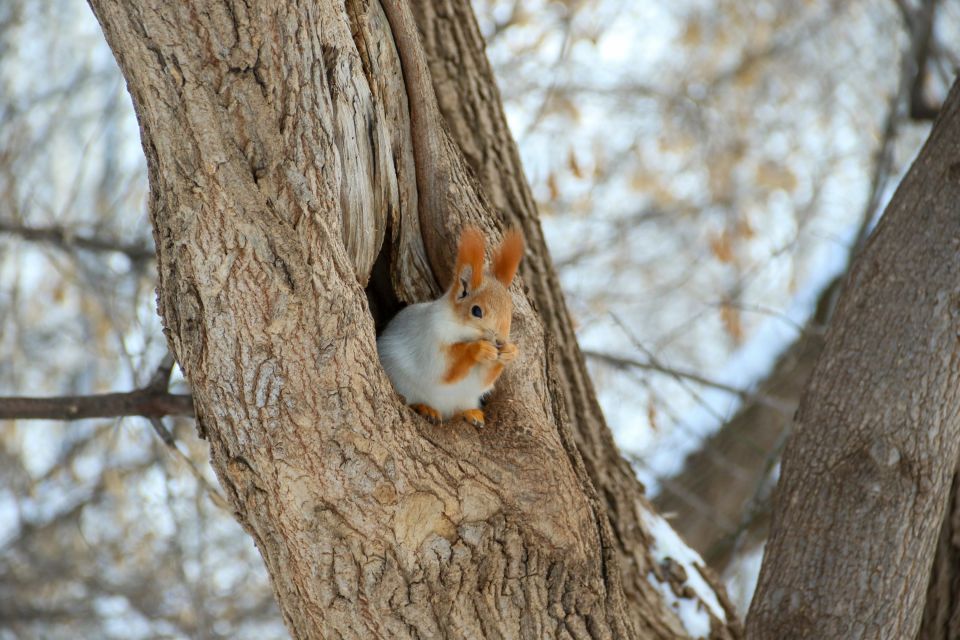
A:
410 403 442 425
456 409 485 428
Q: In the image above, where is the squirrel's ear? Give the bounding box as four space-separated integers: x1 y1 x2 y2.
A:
492 229 524 287
452 227 485 297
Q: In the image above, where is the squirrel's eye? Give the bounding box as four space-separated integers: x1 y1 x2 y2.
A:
471 305 483 318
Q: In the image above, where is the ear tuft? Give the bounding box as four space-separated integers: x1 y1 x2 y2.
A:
454 227 486 291
493 229 524 287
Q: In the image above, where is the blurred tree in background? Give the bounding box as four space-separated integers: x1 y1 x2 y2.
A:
0 0 957 637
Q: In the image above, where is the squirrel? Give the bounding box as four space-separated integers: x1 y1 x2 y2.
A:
377 227 524 427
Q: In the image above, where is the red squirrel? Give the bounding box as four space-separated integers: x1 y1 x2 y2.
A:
377 228 524 427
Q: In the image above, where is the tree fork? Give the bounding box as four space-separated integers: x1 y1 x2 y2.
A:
83 0 741 637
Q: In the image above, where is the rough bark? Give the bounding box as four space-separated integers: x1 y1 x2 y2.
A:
919 461 960 640
746 80 960 639
86 0 736 638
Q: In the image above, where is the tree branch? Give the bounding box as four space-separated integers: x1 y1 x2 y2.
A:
0 220 154 262
0 389 194 421
894 0 941 121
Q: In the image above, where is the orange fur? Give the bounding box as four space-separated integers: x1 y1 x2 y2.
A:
498 342 518 363
443 340 498 383
483 362 505 387
411 403 441 424
450 287 512 338
452 227 485 296
492 229 524 287
456 408 485 427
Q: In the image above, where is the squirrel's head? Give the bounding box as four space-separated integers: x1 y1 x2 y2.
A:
447 227 524 344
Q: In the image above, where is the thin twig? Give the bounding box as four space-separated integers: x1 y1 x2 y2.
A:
584 350 794 416
586 350 742 397
149 416 228 510
147 352 176 392
141 355 228 510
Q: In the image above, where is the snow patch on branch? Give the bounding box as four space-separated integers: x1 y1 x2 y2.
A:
642 508 725 638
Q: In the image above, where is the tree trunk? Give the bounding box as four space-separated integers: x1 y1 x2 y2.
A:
746 79 960 639
918 460 960 640
86 1 736 637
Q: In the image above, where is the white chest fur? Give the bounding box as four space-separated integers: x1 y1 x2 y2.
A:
377 301 493 418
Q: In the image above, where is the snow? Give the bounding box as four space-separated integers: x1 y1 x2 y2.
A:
723 544 766 615
642 507 725 637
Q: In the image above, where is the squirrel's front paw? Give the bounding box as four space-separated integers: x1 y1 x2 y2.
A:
475 340 499 362
497 341 518 363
